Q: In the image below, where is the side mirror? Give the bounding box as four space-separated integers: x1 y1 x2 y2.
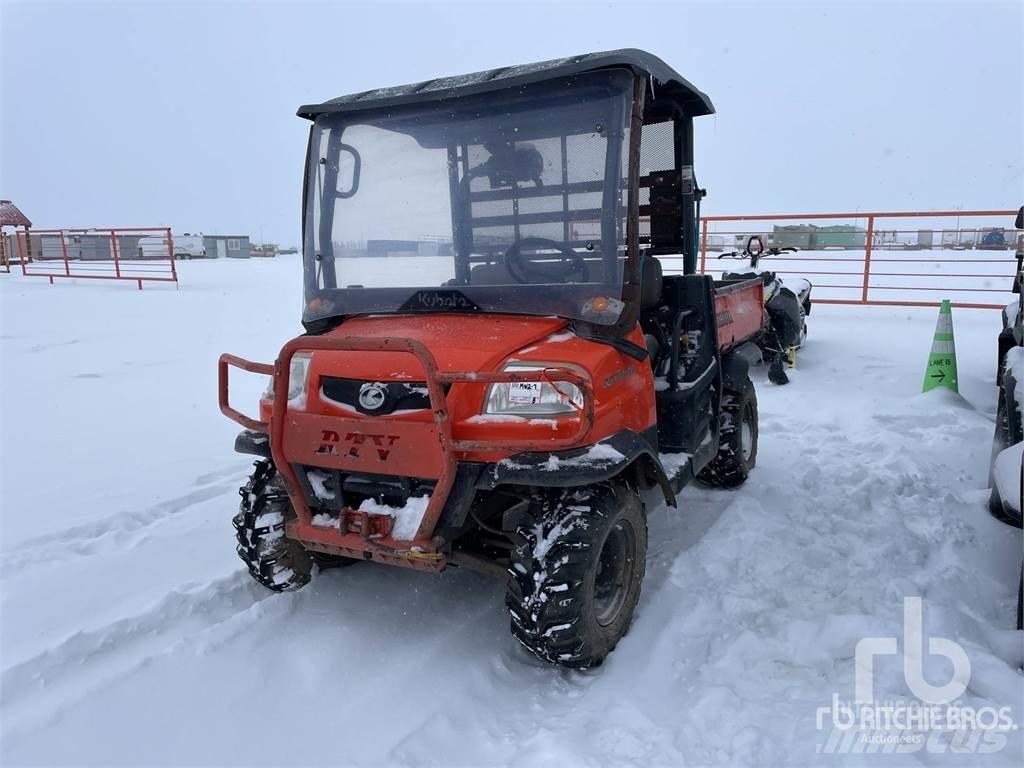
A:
1015 205 1022 230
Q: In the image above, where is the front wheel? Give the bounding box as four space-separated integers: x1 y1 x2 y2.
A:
506 483 647 669
233 460 313 592
698 376 758 488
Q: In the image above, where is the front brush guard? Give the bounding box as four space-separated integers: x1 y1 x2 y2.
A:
219 335 594 571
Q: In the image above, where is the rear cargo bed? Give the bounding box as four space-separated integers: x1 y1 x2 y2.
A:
714 278 764 351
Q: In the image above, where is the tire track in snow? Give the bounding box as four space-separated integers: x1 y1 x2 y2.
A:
0 471 246 577
0 570 277 733
194 461 254 486
3 565 508 759
391 394 1010 768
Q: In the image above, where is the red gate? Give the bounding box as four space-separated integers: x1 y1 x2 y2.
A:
694 210 1020 309
14 227 178 289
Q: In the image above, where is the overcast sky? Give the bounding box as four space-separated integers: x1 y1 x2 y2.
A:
1 0 1021 246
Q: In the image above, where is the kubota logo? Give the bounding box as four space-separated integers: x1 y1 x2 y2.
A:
315 430 400 460
358 382 387 411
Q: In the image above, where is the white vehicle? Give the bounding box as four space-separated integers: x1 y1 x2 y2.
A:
137 234 205 260
137 235 171 260
172 233 206 259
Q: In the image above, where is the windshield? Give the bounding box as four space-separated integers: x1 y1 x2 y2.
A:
303 69 634 328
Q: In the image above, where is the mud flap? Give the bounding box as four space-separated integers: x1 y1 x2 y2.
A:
477 428 674 505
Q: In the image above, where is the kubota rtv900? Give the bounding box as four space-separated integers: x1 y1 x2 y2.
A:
220 50 765 668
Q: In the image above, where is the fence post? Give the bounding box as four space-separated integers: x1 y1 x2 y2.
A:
111 229 121 279
699 217 708 274
60 231 71 277
861 214 875 303
166 228 178 284
16 230 28 275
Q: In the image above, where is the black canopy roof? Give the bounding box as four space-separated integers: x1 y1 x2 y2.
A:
297 49 714 121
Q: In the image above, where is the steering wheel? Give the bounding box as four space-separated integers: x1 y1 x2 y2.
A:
504 237 590 284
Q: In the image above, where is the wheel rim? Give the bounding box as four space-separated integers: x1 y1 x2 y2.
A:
593 519 637 627
740 404 754 462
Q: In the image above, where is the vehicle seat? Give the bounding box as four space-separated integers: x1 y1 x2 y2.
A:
469 260 514 285
640 251 663 362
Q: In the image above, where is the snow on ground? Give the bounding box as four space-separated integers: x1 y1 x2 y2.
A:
1 256 1022 766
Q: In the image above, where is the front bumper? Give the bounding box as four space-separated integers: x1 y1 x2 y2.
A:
235 426 676 531
219 334 595 571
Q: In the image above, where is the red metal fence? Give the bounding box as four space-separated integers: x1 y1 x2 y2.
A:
12 227 178 289
4 213 1019 306
691 210 1020 309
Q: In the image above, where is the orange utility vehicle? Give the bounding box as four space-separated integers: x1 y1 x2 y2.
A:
220 50 764 668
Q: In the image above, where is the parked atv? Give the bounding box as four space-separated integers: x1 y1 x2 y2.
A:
719 235 812 384
988 205 1023 630
218 50 768 669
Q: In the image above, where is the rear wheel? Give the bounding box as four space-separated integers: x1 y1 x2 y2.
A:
505 483 647 669
1017 565 1022 632
699 376 758 488
233 460 313 592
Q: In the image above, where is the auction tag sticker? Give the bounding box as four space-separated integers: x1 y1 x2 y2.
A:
508 381 542 404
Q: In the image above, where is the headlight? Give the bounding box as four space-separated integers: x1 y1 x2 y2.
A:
484 362 584 416
265 352 312 404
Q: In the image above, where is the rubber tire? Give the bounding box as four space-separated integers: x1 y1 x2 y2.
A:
505 482 647 669
233 460 313 592
698 377 758 488
996 328 1011 383
1017 565 1023 632
1004 369 1023 446
988 389 1009 509
988 369 1024 526
988 388 1008 521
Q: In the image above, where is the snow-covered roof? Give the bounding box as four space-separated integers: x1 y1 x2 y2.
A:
0 200 31 228
298 49 715 121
